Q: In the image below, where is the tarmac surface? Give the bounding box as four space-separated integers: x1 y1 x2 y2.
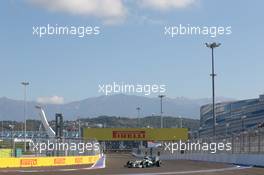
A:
1 154 264 175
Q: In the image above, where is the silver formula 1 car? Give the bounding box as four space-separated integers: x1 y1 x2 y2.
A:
125 156 161 168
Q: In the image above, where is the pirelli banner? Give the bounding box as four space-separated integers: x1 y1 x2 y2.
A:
0 155 100 168
83 128 188 141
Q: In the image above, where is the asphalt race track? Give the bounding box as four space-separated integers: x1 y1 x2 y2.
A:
1 154 264 175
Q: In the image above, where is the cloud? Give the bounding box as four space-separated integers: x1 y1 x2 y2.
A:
26 0 198 24
27 0 127 24
138 0 197 10
37 96 64 105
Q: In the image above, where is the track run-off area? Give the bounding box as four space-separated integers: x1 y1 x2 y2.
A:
1 154 264 175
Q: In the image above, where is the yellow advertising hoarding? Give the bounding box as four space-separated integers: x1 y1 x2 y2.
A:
83 128 188 141
0 155 100 168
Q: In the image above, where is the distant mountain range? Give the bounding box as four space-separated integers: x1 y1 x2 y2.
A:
0 94 235 121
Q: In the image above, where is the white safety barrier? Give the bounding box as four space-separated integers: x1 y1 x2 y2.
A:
133 149 264 167
160 153 264 167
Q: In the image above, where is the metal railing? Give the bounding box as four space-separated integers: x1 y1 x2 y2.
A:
194 128 264 154
131 128 264 156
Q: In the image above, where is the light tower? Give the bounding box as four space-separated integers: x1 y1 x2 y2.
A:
21 81 29 151
158 95 165 128
136 107 141 128
205 42 221 137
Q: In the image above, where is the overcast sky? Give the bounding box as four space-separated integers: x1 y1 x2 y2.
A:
0 0 263 103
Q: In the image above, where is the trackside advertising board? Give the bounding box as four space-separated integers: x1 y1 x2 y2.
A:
0 155 100 168
83 128 188 141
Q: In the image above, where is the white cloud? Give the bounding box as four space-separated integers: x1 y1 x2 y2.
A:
27 0 198 24
37 96 64 105
138 0 197 10
27 0 127 24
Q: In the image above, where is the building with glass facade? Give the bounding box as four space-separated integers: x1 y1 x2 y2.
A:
200 94 264 138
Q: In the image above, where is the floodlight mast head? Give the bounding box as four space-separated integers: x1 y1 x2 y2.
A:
205 42 221 49
158 95 165 99
21 82 29 86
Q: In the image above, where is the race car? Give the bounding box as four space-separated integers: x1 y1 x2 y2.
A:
125 156 161 168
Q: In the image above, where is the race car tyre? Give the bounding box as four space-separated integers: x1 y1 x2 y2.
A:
156 160 161 167
141 162 146 168
126 161 132 168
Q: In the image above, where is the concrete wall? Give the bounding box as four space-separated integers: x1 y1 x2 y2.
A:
163 153 264 167
132 150 264 167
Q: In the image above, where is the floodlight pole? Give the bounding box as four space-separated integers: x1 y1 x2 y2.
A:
158 95 165 128
205 42 221 138
1 117 3 141
9 124 15 156
136 107 141 128
77 116 81 138
21 81 29 152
